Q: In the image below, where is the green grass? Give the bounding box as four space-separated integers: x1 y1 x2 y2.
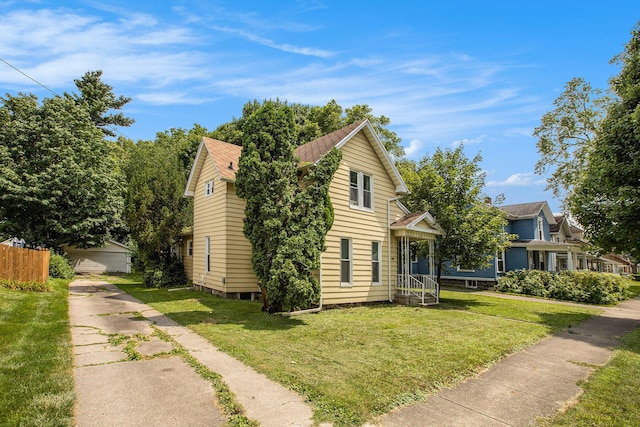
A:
0 278 75 427
539 326 640 426
112 277 600 426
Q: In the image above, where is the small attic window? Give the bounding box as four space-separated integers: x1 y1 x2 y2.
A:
205 179 214 197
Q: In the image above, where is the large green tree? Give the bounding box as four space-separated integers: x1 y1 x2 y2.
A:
73 70 135 137
211 98 405 157
399 146 515 283
569 24 640 257
533 78 611 201
123 126 203 273
235 101 341 312
0 92 126 248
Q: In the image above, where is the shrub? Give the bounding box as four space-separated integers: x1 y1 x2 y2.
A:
496 269 631 304
143 256 187 288
49 252 75 279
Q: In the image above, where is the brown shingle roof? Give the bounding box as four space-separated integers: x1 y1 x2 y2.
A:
202 137 242 181
549 214 565 233
295 119 366 163
202 120 368 181
391 211 425 227
498 201 546 219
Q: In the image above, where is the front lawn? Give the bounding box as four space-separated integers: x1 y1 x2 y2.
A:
539 326 640 426
0 278 75 427
112 276 599 426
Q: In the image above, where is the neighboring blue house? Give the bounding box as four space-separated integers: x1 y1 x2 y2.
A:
415 201 589 289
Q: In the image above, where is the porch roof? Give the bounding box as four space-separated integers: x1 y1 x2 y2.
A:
510 239 584 252
391 211 443 240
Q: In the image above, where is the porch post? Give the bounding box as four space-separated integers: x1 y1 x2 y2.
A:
429 239 435 281
567 249 574 271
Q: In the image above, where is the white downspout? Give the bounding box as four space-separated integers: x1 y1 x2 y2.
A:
387 197 398 302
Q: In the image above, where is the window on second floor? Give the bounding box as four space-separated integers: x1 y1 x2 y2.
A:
349 171 373 210
205 179 214 197
537 217 544 240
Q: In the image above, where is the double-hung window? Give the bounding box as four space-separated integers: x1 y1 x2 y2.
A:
497 250 505 273
205 180 214 197
537 217 544 240
340 238 352 285
372 241 381 285
349 171 373 210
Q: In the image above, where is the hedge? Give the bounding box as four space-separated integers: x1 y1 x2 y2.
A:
496 269 631 304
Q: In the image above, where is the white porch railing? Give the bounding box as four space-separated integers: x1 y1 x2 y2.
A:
396 274 439 305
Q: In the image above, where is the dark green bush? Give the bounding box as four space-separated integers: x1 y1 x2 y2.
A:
496 269 631 304
143 256 187 288
49 252 75 279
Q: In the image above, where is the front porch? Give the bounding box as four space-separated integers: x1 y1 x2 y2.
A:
391 216 441 306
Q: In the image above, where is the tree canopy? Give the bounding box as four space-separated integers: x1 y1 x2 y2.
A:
0 91 126 248
73 70 135 137
210 98 405 157
533 77 611 200
399 146 515 283
569 23 640 257
235 101 341 311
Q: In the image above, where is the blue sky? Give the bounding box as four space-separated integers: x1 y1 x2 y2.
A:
1 1 639 212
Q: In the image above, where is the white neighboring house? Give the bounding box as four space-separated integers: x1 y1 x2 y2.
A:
61 240 131 274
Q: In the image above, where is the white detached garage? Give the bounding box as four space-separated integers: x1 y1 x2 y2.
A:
62 240 131 274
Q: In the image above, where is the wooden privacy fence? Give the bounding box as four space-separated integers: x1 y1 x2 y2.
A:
0 245 50 283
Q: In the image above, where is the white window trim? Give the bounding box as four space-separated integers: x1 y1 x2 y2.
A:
465 279 478 289
340 238 353 287
457 266 476 273
205 179 214 197
187 240 193 257
537 217 544 240
372 241 382 286
496 250 505 273
349 171 374 211
205 236 211 273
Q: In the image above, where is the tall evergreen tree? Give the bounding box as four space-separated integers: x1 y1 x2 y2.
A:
235 102 341 311
73 70 134 137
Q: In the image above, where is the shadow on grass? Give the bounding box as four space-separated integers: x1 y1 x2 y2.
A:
116 283 306 331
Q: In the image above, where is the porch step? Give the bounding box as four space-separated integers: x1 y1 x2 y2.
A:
395 293 438 306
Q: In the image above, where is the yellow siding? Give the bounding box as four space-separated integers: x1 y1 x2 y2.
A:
225 183 260 293
322 131 405 304
190 128 408 304
192 152 228 293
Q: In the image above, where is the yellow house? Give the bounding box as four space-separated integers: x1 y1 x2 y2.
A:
184 119 442 306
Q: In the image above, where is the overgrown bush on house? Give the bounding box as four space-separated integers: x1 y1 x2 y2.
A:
49 252 75 279
496 269 631 304
143 255 186 288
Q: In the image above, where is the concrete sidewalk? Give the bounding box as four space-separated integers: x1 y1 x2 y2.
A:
69 279 315 427
374 295 640 426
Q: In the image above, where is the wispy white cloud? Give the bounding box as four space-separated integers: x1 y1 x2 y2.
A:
486 172 546 187
211 26 334 58
451 134 487 147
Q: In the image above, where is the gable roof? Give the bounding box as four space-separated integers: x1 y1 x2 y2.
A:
549 214 565 233
498 201 556 224
390 211 444 235
295 120 365 163
185 119 408 196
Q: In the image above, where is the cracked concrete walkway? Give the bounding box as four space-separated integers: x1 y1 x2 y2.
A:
70 279 315 427
374 295 640 426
